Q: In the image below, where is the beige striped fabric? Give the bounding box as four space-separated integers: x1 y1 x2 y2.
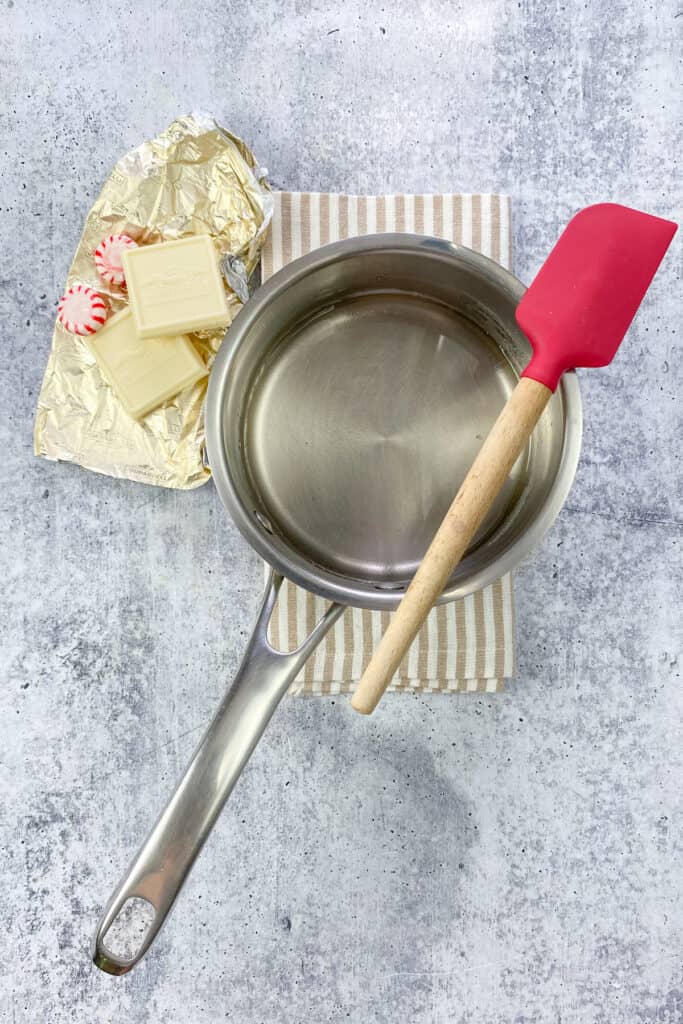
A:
261 192 515 696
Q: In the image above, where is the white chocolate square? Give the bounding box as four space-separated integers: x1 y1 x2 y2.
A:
122 235 230 338
88 309 207 419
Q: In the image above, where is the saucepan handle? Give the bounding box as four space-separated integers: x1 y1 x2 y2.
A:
92 572 343 975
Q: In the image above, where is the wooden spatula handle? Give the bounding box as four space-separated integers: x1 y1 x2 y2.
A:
351 376 552 715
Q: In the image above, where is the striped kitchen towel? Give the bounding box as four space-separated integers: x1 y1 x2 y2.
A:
261 192 515 695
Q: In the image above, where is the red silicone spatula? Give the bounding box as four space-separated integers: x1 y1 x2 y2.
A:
352 203 677 715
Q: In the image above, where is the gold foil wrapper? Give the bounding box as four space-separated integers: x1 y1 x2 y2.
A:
34 114 272 489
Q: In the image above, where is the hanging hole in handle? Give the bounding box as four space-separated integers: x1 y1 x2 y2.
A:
101 897 156 962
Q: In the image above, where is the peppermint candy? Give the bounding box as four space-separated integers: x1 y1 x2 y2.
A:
57 285 108 335
94 233 138 287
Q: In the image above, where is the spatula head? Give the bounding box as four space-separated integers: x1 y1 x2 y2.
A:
516 203 677 391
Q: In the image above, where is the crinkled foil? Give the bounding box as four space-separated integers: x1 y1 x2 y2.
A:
34 113 272 489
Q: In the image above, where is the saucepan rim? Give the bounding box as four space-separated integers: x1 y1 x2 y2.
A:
206 233 582 609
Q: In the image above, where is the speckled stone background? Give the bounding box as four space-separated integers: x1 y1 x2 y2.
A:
1 1 681 1021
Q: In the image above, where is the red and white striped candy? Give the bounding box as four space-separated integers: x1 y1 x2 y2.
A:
57 285 108 335
93 233 138 286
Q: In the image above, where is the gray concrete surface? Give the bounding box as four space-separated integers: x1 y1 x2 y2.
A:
1 1 681 1021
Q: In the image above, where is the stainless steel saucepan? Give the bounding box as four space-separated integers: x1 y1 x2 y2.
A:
92 234 582 973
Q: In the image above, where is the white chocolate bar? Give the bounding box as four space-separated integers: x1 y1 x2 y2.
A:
122 235 230 338
88 308 207 419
